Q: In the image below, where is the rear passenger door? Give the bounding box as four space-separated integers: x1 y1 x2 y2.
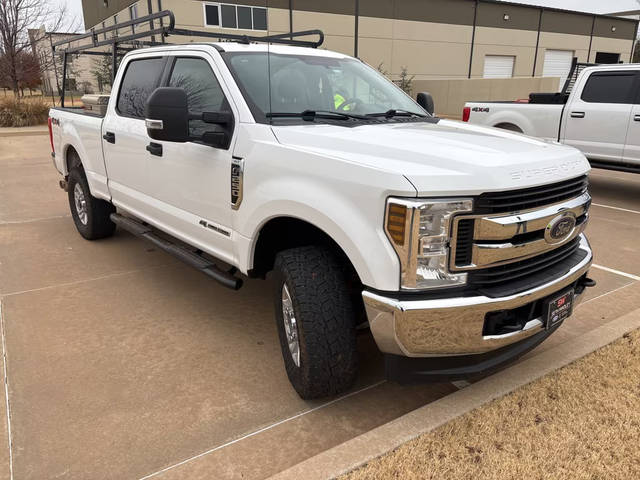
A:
102 55 167 212
562 71 636 162
622 73 640 166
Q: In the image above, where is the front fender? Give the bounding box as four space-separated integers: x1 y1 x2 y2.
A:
241 200 396 290
233 143 416 291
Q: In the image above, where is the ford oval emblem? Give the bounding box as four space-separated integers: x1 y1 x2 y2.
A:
545 213 577 244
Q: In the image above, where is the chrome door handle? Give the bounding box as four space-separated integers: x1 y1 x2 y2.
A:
634 115 640 122
570 112 585 118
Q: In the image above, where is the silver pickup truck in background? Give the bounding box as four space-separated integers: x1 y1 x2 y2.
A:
464 63 640 173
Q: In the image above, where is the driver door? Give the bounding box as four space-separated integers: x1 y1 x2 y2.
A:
142 53 236 264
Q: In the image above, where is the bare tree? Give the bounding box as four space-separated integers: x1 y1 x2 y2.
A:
0 0 77 97
92 54 112 93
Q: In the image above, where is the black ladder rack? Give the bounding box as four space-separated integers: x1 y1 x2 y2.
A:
50 9 324 106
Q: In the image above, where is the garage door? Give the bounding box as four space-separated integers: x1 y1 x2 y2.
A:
542 50 574 86
483 55 515 78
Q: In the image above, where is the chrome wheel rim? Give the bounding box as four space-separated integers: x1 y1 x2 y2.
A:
281 283 300 367
73 183 88 225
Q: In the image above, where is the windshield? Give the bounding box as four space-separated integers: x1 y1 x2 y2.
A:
222 51 426 123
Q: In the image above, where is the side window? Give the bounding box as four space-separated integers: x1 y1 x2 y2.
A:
581 73 636 104
116 57 166 118
168 57 230 137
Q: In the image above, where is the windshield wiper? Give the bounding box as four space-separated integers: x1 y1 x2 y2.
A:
365 109 427 118
267 110 368 121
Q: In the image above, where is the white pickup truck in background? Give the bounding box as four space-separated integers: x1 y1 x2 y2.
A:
464 64 640 173
48 12 597 399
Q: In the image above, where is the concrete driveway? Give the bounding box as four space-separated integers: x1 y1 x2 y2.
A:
0 133 638 479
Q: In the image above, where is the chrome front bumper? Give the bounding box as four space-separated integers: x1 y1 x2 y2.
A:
363 235 593 358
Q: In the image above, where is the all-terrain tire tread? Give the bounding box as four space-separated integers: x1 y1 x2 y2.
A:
274 245 358 399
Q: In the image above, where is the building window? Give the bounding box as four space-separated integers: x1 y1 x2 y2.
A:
595 52 621 64
204 4 220 26
203 3 268 31
130 3 139 34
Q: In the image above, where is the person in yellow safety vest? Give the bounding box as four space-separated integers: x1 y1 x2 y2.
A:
333 92 351 111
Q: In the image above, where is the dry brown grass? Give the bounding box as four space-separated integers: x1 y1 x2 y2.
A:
343 329 640 480
0 97 50 127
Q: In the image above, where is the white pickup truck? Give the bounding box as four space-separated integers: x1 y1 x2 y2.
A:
49 31 596 399
464 64 640 173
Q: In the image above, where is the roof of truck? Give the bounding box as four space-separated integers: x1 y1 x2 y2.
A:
580 63 640 73
580 63 640 76
140 41 350 58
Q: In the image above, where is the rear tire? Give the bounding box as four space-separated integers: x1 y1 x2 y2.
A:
67 167 116 240
273 245 359 399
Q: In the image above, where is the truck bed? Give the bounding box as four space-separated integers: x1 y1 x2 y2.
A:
49 107 107 196
51 106 105 118
464 101 564 141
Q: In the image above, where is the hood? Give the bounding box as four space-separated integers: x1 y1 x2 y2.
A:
271 119 590 195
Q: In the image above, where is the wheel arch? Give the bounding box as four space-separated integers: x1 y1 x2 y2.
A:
249 216 363 285
64 144 83 174
493 122 524 133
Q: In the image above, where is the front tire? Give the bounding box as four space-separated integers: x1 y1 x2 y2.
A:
67 167 116 240
273 246 358 399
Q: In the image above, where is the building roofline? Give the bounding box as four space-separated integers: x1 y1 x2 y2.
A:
489 0 640 24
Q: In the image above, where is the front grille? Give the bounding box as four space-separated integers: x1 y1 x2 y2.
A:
468 238 585 298
475 175 589 214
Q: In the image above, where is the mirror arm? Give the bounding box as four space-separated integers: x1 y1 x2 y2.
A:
188 111 232 125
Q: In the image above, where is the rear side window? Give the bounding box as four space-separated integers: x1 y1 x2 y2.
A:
168 57 230 137
581 73 637 104
117 57 166 118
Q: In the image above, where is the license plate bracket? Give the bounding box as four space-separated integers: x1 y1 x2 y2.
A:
544 289 574 330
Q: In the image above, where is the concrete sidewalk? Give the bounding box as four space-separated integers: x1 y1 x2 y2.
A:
271 300 640 480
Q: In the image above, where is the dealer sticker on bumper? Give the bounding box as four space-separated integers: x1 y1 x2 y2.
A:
545 289 574 329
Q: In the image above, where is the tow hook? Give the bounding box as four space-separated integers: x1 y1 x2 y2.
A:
576 275 597 295
59 179 68 192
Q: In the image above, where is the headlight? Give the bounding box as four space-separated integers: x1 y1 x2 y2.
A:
385 198 473 290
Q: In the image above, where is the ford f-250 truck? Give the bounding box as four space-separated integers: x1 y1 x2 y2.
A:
48 17 596 399
464 64 640 173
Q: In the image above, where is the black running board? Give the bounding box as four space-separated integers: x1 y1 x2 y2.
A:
589 160 640 174
110 213 243 290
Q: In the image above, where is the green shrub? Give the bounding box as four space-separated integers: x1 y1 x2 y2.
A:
0 98 50 127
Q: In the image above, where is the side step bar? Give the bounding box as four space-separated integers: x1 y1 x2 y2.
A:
110 213 243 290
589 160 640 174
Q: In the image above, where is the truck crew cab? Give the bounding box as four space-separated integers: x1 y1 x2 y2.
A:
49 12 595 399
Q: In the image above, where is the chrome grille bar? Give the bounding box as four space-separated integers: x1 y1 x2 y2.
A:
450 192 591 271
